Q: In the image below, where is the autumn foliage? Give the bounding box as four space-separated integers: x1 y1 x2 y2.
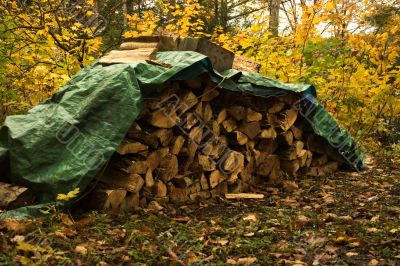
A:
0 0 399 158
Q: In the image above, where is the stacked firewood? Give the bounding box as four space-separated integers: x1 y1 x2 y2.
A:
84 76 342 212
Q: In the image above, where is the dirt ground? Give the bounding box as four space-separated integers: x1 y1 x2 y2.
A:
0 155 399 265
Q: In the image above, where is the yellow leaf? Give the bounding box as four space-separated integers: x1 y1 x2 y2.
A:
56 188 80 201
326 2 335 12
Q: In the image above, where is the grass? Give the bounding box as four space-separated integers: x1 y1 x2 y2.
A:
0 156 399 265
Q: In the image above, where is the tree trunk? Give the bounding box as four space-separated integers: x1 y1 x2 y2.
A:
269 0 280 37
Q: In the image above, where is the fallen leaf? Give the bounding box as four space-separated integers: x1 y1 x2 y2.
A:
1 219 31 233
295 215 311 226
366 227 380 233
172 216 190 223
324 245 338 253
370 215 380 222
74 245 87 255
321 185 335 190
108 229 126 241
244 232 254 237
60 213 74 226
346 252 358 257
121 255 130 262
282 181 299 192
338 215 353 223
242 213 258 223
269 253 283 258
306 236 326 246
54 231 68 240
226 258 237 264
75 217 92 228
211 239 229 246
368 259 379 266
185 252 199 265
237 257 257 265
10 235 25 243
334 236 348 245
167 248 178 260
147 200 164 211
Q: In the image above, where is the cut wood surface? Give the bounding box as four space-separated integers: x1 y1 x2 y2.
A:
225 193 264 199
0 182 35 210
81 77 343 213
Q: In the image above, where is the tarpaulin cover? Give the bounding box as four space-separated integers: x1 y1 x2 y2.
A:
0 51 365 219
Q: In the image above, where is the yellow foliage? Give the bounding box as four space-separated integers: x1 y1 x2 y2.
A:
56 188 80 201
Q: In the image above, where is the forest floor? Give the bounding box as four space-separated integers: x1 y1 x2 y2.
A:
0 155 399 265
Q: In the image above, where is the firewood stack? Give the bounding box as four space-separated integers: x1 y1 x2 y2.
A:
84 76 342 212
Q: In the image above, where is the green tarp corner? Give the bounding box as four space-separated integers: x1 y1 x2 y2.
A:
0 51 365 219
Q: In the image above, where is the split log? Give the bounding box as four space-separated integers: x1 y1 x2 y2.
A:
121 192 140 210
222 151 244 174
189 191 211 201
225 193 264 199
126 130 158 149
211 120 220 137
216 109 227 124
147 151 160 171
222 118 237 133
269 159 282 182
278 93 299 105
209 170 224 188
227 106 245 121
311 154 328 166
0 182 35 210
200 173 209 190
227 131 248 145
178 91 199 113
257 139 278 154
188 126 203 144
183 112 199 130
280 160 300 175
147 108 179 128
239 157 254 184
198 154 217 171
154 180 168 198
306 134 326 154
246 108 262 122
267 113 280 127
99 169 144 193
117 141 148 155
153 128 174 147
157 153 178 182
171 175 193 188
85 186 127 213
171 136 185 155
279 108 298 131
145 169 155 187
290 125 303 140
201 86 220 101
298 149 308 167
259 127 277 139
210 181 228 198
267 98 285 114
239 122 261 139
277 131 294 146
308 161 339 176
202 103 213 123
109 157 148 175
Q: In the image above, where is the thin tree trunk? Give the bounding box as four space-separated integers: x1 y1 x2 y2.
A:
269 0 280 37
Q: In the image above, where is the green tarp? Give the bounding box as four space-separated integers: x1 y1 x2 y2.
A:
0 51 365 219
